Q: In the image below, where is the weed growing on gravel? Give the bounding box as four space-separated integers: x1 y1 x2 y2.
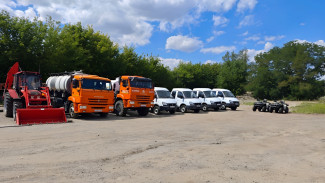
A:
291 102 325 114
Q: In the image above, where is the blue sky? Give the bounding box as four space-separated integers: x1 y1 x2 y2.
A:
1 0 324 69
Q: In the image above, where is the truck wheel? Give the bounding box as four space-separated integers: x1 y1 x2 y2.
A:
153 105 160 115
252 106 257 111
180 105 187 113
278 107 283 113
100 113 108 117
169 110 175 114
231 107 237 111
4 93 13 117
115 100 126 116
194 109 200 113
69 103 79 119
138 108 149 116
13 101 23 122
202 104 208 112
261 106 266 112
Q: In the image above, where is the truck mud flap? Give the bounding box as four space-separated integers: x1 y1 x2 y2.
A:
16 108 67 125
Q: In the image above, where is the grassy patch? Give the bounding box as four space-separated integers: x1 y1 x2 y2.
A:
242 101 254 106
291 102 325 114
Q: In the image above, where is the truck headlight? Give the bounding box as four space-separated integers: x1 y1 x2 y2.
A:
162 102 167 106
129 101 135 104
109 106 114 109
151 101 154 104
80 106 87 109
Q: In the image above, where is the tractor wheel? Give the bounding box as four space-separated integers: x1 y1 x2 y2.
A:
202 104 208 112
13 101 23 122
115 100 127 116
278 107 283 113
69 103 79 119
4 93 13 117
180 105 187 113
252 106 257 111
169 109 176 114
261 106 266 112
138 108 149 116
153 105 160 115
193 109 200 113
231 107 237 111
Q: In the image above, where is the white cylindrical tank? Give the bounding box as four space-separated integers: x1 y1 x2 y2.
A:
46 75 72 93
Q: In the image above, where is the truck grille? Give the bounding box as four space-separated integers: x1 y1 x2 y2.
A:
136 95 151 101
88 98 108 105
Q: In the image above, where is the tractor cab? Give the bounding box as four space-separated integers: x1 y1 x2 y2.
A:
13 71 41 91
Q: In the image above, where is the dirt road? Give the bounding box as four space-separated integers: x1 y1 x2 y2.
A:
0 104 324 183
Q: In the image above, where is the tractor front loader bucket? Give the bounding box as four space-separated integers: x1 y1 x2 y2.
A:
16 108 67 125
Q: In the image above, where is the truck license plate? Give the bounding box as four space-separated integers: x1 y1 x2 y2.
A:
141 105 146 107
95 109 102 112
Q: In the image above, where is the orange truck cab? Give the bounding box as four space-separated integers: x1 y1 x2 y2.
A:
46 71 115 118
111 75 155 116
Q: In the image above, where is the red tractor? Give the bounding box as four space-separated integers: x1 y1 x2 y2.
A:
3 62 67 125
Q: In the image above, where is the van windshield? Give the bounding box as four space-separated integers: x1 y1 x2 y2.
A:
82 79 112 90
156 90 172 98
129 77 153 89
203 91 216 98
183 91 197 98
224 91 235 97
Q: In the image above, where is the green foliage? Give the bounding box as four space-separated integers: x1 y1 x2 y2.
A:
291 102 325 114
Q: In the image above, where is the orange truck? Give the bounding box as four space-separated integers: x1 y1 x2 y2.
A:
46 71 115 118
111 76 155 116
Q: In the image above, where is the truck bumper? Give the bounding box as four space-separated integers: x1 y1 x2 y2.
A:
77 104 114 113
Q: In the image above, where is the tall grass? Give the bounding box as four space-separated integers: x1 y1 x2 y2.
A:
291 102 325 114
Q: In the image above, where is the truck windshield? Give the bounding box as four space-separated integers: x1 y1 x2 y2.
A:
82 79 112 90
156 90 172 98
224 91 235 97
129 77 153 89
203 91 216 98
183 91 197 98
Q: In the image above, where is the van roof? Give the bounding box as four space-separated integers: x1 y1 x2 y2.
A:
171 88 192 91
212 88 230 92
193 88 211 91
154 87 169 91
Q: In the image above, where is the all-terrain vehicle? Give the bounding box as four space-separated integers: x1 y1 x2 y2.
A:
252 99 270 112
268 100 289 114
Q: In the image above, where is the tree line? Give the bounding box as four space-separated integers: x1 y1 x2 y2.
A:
1 11 324 100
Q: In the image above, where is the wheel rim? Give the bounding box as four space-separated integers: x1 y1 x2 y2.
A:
203 105 207 111
70 105 74 116
154 108 159 114
181 106 185 112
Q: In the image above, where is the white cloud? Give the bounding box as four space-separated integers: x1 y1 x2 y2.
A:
166 35 203 52
204 60 217 64
201 46 236 54
159 57 188 70
197 0 237 13
237 0 258 12
295 39 325 47
212 15 228 27
238 15 255 27
206 31 225 43
299 22 305 26
265 35 285 41
241 31 249 36
247 42 274 62
245 35 260 41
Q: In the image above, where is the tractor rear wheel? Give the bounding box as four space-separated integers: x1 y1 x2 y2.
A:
4 93 13 117
13 100 23 122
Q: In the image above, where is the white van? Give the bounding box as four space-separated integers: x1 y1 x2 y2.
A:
171 88 202 113
212 88 240 110
152 87 177 115
193 88 222 111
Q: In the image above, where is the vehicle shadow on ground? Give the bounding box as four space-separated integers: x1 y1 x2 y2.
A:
0 120 73 128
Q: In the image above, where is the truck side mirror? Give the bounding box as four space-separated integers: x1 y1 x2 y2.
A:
122 80 128 87
72 79 79 88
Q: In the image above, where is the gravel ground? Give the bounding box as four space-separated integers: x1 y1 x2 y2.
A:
0 104 324 183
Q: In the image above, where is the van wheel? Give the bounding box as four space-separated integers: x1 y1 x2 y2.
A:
180 105 187 113
153 106 160 115
220 103 226 110
202 104 208 112
69 103 79 119
115 100 127 116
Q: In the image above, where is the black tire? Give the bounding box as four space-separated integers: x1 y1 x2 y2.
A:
214 107 219 111
261 106 266 112
202 104 208 112
220 103 226 110
275 108 279 113
285 107 289 113
258 107 262 112
269 107 273 113
115 100 127 116
252 106 257 111
278 107 283 113
13 100 23 122
180 105 187 113
100 113 108 117
231 107 237 111
169 110 175 114
4 92 13 117
138 108 149 116
69 103 79 119
193 109 200 113
153 105 160 115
